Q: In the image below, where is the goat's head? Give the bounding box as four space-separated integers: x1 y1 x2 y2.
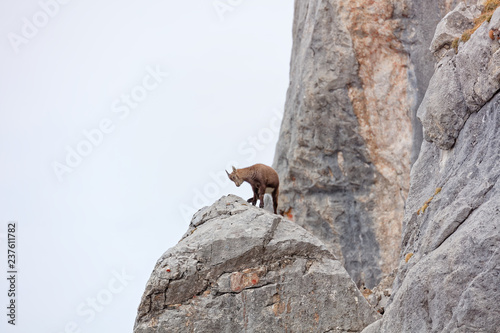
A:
226 166 243 186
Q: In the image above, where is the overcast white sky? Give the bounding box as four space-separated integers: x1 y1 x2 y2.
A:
0 1 293 332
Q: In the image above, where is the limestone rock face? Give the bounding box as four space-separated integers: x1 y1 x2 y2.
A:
430 3 481 58
134 195 380 333
420 6 500 149
273 0 462 288
362 7 500 333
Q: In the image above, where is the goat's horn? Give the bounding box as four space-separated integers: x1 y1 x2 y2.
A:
225 170 230 176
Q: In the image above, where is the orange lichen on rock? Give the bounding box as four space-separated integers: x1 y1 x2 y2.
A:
282 207 293 220
339 0 411 279
405 253 414 263
461 0 500 43
421 203 429 214
271 291 291 316
272 302 287 316
417 187 442 215
230 267 265 292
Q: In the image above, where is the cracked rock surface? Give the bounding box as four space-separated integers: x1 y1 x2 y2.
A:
134 195 380 333
420 5 500 150
363 6 500 333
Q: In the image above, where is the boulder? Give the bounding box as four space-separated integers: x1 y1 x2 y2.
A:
134 195 380 333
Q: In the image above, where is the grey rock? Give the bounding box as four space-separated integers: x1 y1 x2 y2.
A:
394 0 466 162
273 0 384 289
419 5 500 150
134 195 380 333
363 7 500 333
430 3 480 58
456 8 500 113
272 0 464 289
363 270 396 316
361 319 383 333
366 91 500 333
417 54 468 149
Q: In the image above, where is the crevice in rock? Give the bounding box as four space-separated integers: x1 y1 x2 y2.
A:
213 282 278 297
433 176 497 251
263 217 282 248
476 85 500 112
303 259 315 275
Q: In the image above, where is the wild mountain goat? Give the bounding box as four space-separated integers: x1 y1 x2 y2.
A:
226 164 279 214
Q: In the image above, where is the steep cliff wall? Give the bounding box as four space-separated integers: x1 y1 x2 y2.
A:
273 0 463 288
134 196 380 333
363 4 500 332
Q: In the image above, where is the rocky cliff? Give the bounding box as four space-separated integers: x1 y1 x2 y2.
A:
362 4 500 332
134 195 380 333
273 0 464 289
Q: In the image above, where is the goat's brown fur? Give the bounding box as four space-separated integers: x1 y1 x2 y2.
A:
226 164 279 214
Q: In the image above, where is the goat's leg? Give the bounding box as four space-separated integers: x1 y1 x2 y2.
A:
272 187 279 214
248 186 258 205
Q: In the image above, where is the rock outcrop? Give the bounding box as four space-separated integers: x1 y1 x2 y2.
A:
362 6 500 332
420 3 500 149
429 2 481 58
134 195 380 333
273 0 464 288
